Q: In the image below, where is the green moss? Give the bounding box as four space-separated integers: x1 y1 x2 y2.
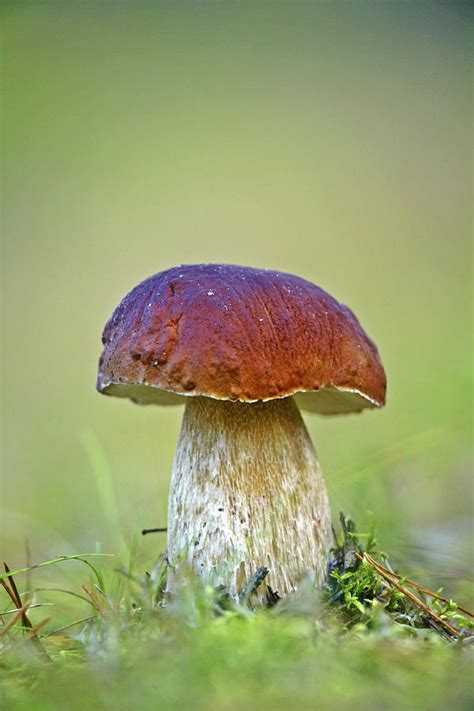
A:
327 514 474 640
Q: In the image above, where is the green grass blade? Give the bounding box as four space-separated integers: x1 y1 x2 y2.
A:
0 554 114 587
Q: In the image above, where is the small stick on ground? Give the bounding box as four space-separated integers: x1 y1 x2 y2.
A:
364 554 474 619
357 552 461 638
238 567 269 604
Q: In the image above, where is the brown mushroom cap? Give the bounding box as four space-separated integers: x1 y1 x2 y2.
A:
97 264 386 414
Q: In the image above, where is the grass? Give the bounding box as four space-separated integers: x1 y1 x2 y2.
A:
1 516 473 710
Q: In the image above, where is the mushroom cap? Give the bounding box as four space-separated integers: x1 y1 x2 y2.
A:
97 264 386 414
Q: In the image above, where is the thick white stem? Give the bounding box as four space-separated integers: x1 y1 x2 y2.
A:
167 396 332 600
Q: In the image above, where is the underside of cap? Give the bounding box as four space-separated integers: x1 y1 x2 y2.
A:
97 264 387 414
98 380 381 415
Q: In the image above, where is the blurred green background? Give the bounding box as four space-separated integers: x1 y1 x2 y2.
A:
2 1 472 602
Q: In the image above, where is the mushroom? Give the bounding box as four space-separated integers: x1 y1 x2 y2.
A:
97 264 386 600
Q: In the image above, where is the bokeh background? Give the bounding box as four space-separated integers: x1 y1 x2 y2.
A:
2 2 472 604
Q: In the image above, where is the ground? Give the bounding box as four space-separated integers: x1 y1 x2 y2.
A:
1 520 473 710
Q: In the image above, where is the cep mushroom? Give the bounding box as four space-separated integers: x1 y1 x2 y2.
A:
97 264 386 600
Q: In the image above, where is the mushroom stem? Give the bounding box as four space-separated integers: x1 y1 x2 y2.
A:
167 396 332 601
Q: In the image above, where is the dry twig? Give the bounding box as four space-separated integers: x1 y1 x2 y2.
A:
357 552 463 638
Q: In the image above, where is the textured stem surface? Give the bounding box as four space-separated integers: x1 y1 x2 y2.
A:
167 396 331 600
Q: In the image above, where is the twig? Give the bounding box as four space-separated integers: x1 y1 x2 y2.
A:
142 527 167 536
238 567 269 604
358 553 460 637
365 556 474 618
